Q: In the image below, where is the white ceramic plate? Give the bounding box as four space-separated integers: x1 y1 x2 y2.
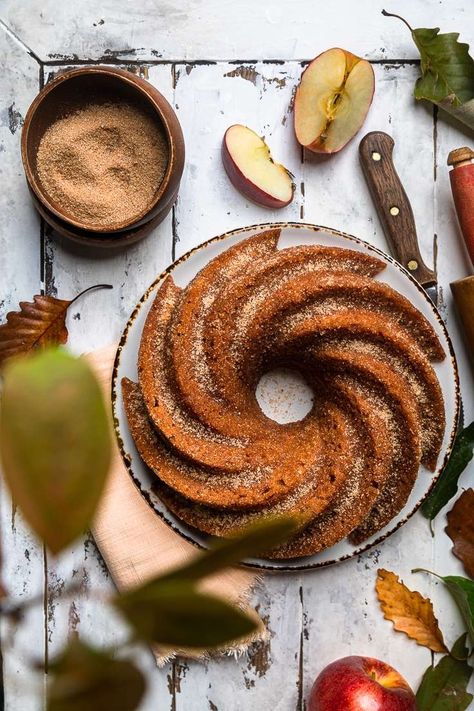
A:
112 223 460 571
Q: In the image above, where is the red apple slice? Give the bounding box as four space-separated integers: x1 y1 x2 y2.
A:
222 124 294 208
295 48 375 154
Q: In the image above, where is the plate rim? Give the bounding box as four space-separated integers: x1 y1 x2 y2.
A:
111 221 461 573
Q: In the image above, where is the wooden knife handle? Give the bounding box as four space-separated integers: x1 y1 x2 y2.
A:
359 131 436 286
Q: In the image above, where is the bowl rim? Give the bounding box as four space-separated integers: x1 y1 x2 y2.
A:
21 65 177 233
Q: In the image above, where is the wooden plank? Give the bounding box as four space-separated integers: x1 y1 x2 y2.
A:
432 111 474 684
40 63 176 709
0 0 471 64
170 61 304 710
0 26 47 711
301 62 444 700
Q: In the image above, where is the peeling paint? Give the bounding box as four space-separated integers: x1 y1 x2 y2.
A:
84 534 109 578
224 65 259 85
68 600 80 634
167 660 189 709
246 619 271 678
2 103 24 134
223 65 287 91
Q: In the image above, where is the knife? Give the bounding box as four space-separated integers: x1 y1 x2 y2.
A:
359 131 438 305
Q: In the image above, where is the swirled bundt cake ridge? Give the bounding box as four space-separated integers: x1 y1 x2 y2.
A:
123 229 446 559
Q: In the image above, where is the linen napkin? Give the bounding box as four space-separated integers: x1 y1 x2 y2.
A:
86 344 264 665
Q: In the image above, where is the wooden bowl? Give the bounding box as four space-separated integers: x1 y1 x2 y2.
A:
21 66 185 243
28 183 178 249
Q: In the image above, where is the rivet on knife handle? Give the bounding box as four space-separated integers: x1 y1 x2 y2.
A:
359 131 436 287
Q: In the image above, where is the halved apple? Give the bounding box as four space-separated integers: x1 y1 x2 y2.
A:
294 48 375 154
222 125 294 208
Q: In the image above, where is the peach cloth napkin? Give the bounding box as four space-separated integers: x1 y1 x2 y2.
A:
86 344 264 665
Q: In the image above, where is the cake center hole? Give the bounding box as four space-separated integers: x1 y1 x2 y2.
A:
256 368 314 424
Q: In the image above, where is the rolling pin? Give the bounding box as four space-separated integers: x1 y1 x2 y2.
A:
449 147 474 359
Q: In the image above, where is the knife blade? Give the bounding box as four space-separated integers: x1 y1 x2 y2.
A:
359 131 438 305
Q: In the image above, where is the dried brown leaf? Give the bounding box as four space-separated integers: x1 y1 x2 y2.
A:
376 568 448 653
446 489 474 579
0 284 112 368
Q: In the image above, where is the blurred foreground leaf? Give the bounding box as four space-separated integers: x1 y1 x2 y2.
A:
0 348 111 554
160 515 301 584
115 580 258 648
114 517 299 649
47 638 145 711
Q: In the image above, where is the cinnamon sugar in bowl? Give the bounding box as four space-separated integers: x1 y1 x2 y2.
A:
22 67 185 246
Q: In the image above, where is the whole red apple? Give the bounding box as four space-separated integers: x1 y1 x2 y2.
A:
308 656 416 711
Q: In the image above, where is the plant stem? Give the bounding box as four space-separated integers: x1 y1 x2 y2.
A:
381 10 413 32
411 567 443 581
68 283 113 307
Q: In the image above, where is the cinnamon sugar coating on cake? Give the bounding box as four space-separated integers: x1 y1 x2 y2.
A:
122 230 446 558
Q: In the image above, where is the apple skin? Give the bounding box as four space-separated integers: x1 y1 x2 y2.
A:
308 656 416 711
294 47 375 155
222 125 294 209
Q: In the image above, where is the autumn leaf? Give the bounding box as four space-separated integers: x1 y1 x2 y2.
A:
0 283 112 368
382 11 474 106
376 568 447 652
416 634 473 711
382 10 474 131
446 489 474 579
47 638 146 711
0 348 111 554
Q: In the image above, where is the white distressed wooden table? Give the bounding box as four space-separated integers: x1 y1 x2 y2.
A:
1 1 473 709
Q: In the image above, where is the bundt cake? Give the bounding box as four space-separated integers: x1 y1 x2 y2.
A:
121 229 446 558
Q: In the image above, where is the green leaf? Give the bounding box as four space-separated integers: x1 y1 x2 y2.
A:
443 576 474 649
421 422 474 521
115 580 258 648
414 568 474 649
439 99 474 133
416 634 473 710
114 518 297 649
47 638 146 711
0 348 111 554
382 10 474 130
412 28 474 107
159 515 301 584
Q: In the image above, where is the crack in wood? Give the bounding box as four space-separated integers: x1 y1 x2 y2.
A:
167 660 189 709
28 56 422 69
0 18 43 65
296 585 304 711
